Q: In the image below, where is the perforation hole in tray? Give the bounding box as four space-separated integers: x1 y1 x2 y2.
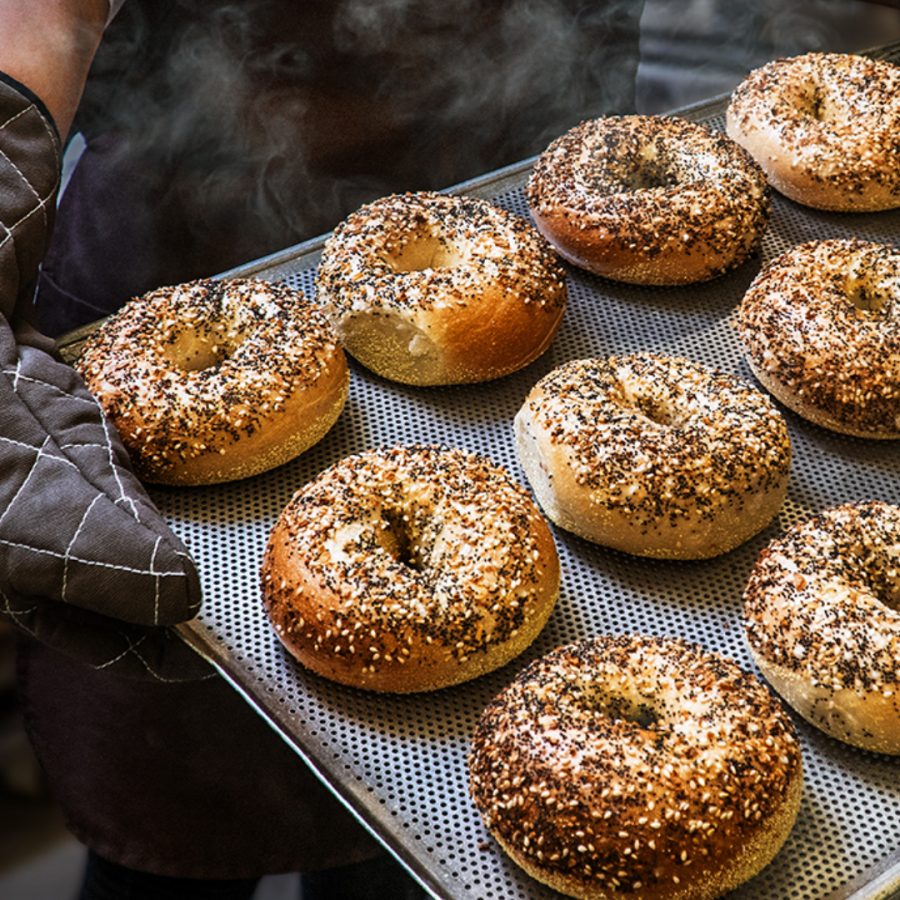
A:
159 108 900 899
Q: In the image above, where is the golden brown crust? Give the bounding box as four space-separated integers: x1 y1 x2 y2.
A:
315 191 567 386
525 115 770 285
726 52 900 211
261 444 560 692
744 501 900 755
737 239 900 439
76 279 348 485
515 354 791 559
469 635 803 899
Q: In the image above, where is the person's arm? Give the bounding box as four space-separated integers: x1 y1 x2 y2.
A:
0 0 108 139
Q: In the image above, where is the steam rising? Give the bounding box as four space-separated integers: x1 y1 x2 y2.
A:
87 0 900 269
90 0 643 263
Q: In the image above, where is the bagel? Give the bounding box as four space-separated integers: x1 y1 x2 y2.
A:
515 353 791 559
469 634 803 899
525 115 770 284
261 444 560 692
737 238 900 440
744 500 900 755
76 278 348 485
315 191 567 385
726 52 900 211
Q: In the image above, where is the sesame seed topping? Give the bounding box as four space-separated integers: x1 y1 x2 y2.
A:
737 239 900 438
469 634 802 894
526 114 770 284
261 444 559 692
76 278 344 484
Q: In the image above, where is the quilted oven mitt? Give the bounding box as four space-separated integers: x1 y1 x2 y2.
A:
0 75 205 679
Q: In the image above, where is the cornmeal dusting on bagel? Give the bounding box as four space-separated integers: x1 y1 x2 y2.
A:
726 52 900 211
526 115 770 284
77 278 348 485
738 239 900 439
261 444 559 692
316 191 567 385
469 635 803 900
515 353 791 558
744 501 900 754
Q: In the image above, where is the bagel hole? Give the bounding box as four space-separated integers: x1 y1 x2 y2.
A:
379 509 425 571
387 233 465 272
634 397 683 428
587 688 662 729
625 162 678 191
164 327 243 372
582 146 678 193
800 82 836 122
616 376 686 428
871 567 900 612
844 278 889 313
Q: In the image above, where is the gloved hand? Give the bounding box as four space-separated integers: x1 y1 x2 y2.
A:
0 69 205 680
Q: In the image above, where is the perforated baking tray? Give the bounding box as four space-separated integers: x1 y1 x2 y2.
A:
119 52 900 900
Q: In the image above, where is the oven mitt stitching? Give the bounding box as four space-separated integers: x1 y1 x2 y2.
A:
0 333 201 625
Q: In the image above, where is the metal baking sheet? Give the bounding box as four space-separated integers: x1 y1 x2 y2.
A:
124 52 900 899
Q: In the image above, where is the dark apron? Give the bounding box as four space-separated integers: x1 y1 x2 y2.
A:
17 638 379 879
